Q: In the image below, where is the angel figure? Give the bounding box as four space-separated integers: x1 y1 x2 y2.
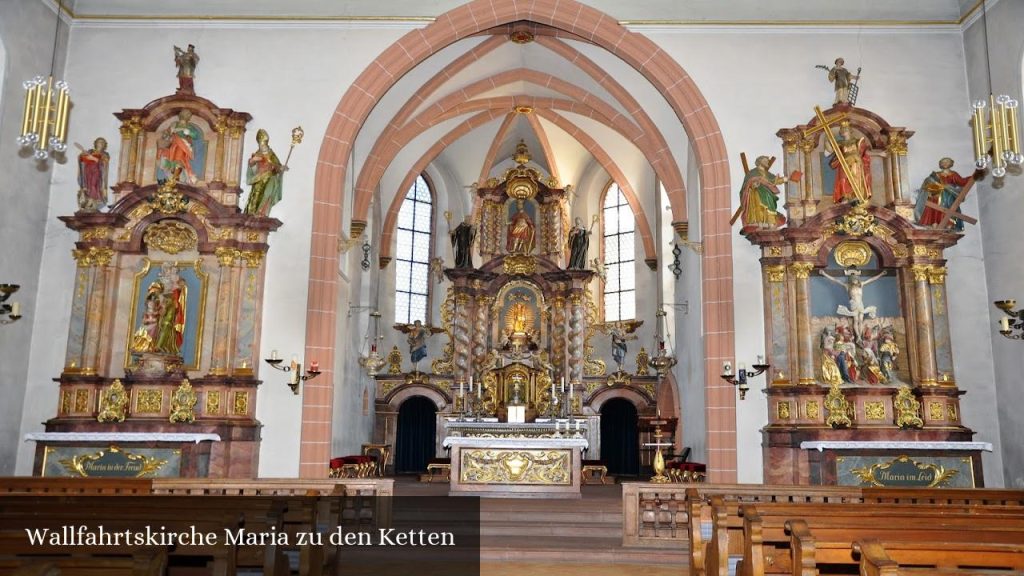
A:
395 320 444 373
604 320 643 372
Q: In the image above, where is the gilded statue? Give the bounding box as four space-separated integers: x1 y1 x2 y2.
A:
97 379 129 423
395 320 444 372
131 276 188 357
169 378 198 424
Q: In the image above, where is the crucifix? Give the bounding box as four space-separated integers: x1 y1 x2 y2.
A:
924 179 978 229
803 106 868 204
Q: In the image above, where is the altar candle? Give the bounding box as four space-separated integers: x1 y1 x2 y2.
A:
575 420 580 431
1001 317 1011 332
310 360 319 372
739 362 746 371
551 378 556 399
459 381 464 397
756 355 764 365
478 382 482 398
290 356 298 372
468 376 473 392
10 302 19 317
271 349 279 361
560 377 565 393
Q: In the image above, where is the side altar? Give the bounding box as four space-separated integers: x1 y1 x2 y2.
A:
738 84 989 486
31 48 286 478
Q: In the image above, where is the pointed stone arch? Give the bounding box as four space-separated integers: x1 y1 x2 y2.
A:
304 0 736 481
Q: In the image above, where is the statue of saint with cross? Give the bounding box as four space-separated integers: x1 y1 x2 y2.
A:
804 108 872 204
914 157 982 232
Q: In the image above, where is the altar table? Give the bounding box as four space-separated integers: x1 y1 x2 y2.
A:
443 436 588 498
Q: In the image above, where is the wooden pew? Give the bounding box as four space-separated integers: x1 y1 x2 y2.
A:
0 478 153 495
0 534 167 576
855 539 1024 576
737 503 1024 576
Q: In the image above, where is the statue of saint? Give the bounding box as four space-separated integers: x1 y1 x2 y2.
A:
567 216 594 269
608 324 637 372
131 277 187 357
174 44 199 94
737 155 789 233
396 320 443 372
829 124 872 203
915 158 979 232
157 110 205 185
449 215 476 269
506 203 536 254
825 57 858 105
77 137 109 212
509 302 531 334
244 129 286 216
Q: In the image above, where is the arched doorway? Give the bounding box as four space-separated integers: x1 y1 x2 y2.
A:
601 398 639 477
394 396 437 475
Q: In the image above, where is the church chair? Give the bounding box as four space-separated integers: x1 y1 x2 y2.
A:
425 457 451 482
581 459 609 484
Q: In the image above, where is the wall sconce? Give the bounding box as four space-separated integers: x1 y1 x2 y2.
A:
0 284 22 325
264 350 321 394
994 300 1024 340
720 357 769 400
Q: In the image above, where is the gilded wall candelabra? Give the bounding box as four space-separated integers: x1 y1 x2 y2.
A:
264 350 321 394
0 284 22 325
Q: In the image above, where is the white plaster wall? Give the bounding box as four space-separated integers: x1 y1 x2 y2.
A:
645 27 1002 485
964 0 1024 488
0 0 69 475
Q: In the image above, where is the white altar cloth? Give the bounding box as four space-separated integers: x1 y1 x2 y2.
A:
26 432 221 444
800 441 992 452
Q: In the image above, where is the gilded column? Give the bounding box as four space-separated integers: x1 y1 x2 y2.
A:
233 250 265 374
763 265 791 384
790 262 816 384
79 248 114 375
209 248 239 375
911 265 938 385
454 292 472 382
568 292 584 384
473 293 490 370
213 116 228 185
552 295 567 375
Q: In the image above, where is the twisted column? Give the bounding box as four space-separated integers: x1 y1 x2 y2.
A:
454 293 472 382
552 296 567 375
568 292 584 384
473 295 490 371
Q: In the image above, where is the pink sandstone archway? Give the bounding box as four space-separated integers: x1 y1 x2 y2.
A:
303 0 736 481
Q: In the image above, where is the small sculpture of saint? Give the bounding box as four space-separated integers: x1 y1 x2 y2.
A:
608 323 637 372
914 157 980 232
449 215 476 269
819 57 859 105
396 320 443 373
828 123 871 203
567 216 595 269
244 129 286 217
157 109 205 185
76 137 109 212
506 202 536 254
736 155 793 234
174 44 199 94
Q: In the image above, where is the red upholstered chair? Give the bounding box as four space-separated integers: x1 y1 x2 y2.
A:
667 447 706 483
329 455 375 478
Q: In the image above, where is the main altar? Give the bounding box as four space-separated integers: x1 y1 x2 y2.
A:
372 143 671 481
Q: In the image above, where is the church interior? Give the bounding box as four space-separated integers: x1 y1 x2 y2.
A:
1 0 1024 573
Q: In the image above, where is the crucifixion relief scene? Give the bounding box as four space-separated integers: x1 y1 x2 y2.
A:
1 0 1024 574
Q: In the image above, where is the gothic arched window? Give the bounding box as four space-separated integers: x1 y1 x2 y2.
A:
602 182 636 321
395 175 433 324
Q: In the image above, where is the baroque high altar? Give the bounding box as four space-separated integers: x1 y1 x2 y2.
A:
374 143 665 463
740 97 986 486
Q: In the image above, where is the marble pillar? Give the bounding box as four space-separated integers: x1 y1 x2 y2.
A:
790 262 816 384
911 265 938 385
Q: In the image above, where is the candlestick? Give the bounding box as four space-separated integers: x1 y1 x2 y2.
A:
478 382 482 398
459 381 464 397
1001 316 1011 332
310 360 319 372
